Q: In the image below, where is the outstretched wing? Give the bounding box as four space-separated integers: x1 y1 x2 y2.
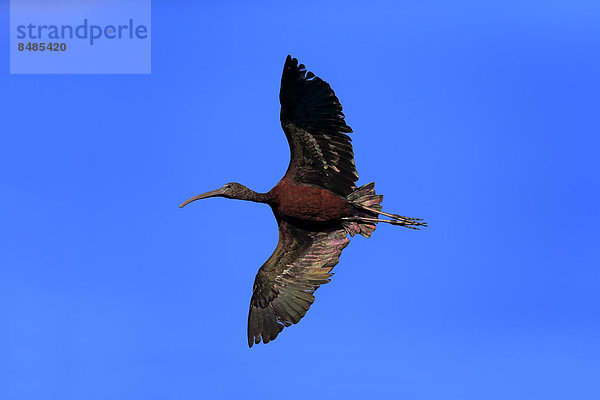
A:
248 219 350 347
280 55 358 197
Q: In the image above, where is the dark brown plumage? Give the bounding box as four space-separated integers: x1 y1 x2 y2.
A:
180 55 426 347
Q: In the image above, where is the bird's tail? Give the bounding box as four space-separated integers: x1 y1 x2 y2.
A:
343 182 427 237
343 183 382 237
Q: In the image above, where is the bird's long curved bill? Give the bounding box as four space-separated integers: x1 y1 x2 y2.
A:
179 189 222 208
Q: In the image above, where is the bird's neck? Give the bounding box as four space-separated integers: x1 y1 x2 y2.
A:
236 186 270 204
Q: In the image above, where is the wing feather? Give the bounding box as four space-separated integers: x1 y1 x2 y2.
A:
248 219 350 347
280 55 358 197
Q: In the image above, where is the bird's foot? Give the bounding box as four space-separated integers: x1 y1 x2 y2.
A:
392 215 428 229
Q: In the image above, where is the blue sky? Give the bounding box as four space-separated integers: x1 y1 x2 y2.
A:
1 1 599 399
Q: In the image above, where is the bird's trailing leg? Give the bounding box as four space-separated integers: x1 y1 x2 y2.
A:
345 183 427 234
359 205 426 225
343 216 425 230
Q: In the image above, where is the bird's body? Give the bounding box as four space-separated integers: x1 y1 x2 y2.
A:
180 56 426 347
269 181 352 222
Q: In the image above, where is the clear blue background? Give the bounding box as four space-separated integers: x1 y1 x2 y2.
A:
1 1 599 399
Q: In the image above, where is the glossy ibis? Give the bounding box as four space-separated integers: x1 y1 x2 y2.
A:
180 55 426 347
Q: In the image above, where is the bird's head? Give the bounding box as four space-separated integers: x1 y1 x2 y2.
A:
179 182 249 208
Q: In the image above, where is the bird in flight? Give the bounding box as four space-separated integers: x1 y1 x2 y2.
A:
180 55 426 347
